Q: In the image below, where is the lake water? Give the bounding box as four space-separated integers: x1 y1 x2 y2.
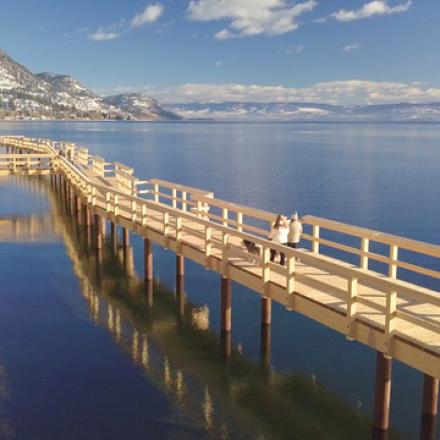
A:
0 121 439 439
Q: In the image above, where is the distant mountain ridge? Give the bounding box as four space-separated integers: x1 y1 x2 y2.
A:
168 101 440 122
0 49 181 121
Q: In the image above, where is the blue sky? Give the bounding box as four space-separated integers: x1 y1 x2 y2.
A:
1 1 439 104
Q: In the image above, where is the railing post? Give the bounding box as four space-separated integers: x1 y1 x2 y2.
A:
205 225 212 267
286 255 296 295
141 204 147 226
388 245 398 279
163 212 169 236
222 208 228 227
172 188 177 208
346 276 358 340
237 211 243 232
153 183 159 203
385 245 398 357
261 246 271 297
114 195 119 217
106 192 111 212
182 191 187 211
312 225 320 253
222 232 229 277
131 200 137 222
360 237 369 269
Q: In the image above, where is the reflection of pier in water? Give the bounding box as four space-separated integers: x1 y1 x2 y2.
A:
40 177 402 440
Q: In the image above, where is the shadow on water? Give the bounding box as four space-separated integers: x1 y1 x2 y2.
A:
3 175 408 440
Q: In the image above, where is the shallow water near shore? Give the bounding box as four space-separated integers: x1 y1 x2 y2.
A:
1 121 439 439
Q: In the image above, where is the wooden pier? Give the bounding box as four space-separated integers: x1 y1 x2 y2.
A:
1 135 440 436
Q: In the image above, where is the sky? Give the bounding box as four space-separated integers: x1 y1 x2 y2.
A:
1 0 439 104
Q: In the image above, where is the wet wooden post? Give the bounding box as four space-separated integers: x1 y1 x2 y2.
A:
176 255 185 319
220 276 232 360
75 194 82 224
144 239 153 281
373 351 393 432
110 222 116 241
94 214 103 250
420 374 439 440
261 322 271 369
146 280 154 309
84 203 91 228
221 277 232 333
261 297 272 368
122 227 130 247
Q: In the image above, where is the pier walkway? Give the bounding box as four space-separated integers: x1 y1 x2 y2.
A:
1 135 439 435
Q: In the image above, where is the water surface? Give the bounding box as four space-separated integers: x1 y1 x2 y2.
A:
1 121 439 439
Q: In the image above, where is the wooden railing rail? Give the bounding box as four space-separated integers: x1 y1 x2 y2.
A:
302 215 440 287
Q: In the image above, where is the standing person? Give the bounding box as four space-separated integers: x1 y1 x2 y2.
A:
288 212 303 248
269 214 289 265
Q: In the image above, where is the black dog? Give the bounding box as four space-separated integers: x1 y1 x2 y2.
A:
242 239 261 256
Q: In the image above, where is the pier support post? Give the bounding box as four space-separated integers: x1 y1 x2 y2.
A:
94 214 103 249
261 322 271 369
110 222 116 240
122 227 130 247
84 204 91 227
75 195 82 224
420 375 439 440
261 297 272 326
260 297 272 369
221 277 232 333
144 239 153 281
373 351 393 432
176 255 185 319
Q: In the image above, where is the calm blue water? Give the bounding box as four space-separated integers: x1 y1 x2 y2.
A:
1 121 439 439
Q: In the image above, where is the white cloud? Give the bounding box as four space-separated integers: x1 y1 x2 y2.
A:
343 42 361 52
326 1 411 22
131 4 164 27
215 61 223 66
89 30 120 41
285 44 304 55
188 0 317 39
128 80 440 106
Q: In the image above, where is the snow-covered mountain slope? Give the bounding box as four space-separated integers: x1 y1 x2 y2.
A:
104 93 182 120
168 101 440 122
0 49 180 120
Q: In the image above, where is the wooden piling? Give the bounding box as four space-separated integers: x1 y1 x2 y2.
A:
94 214 103 249
176 273 185 319
84 204 91 227
420 375 439 440
176 254 184 277
144 239 153 281
261 322 271 369
373 351 393 431
122 227 130 247
261 297 272 326
221 329 232 361
221 277 232 333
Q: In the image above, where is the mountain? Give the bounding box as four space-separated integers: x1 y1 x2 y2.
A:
0 49 181 120
103 93 180 121
168 101 440 122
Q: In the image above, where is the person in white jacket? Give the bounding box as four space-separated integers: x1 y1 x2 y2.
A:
269 214 289 265
287 212 303 248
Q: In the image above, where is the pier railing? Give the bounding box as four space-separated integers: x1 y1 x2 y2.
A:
1 135 440 379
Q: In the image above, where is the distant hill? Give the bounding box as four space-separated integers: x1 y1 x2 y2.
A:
167 101 440 122
0 49 181 121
